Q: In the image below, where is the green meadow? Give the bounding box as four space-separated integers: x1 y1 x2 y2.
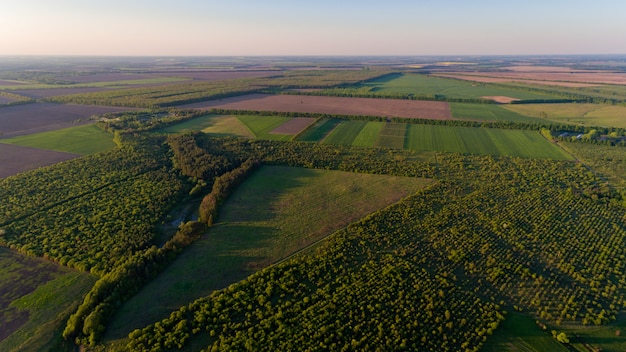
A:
0 124 115 155
104 166 431 342
504 103 626 128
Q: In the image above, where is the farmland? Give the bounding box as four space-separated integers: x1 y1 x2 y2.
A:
0 144 79 179
164 114 572 160
345 73 561 101
503 103 626 128
0 248 96 352
404 124 574 159
0 124 116 155
0 103 134 138
180 93 453 120
2 56 626 352
105 166 431 340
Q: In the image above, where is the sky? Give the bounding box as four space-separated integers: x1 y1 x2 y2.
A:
2 0 625 56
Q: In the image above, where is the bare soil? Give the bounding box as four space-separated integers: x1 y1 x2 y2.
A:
270 118 317 134
0 102 134 137
181 94 452 120
0 97 17 104
482 96 521 104
0 144 79 178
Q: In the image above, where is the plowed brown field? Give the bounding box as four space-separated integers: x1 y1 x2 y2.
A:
180 94 452 120
0 144 79 178
0 103 134 137
270 118 317 134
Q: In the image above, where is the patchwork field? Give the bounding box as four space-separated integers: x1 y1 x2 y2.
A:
0 124 116 155
0 144 79 179
503 103 626 128
179 93 453 120
0 103 134 138
0 248 96 351
104 166 432 340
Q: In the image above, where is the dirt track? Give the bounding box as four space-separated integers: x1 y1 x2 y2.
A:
180 94 452 120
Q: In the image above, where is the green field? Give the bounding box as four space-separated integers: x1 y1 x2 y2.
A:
322 120 368 145
236 115 293 140
503 103 626 128
0 124 115 155
482 313 569 352
0 248 96 352
405 124 574 160
352 121 383 147
356 73 559 101
450 103 545 123
104 166 431 342
155 114 254 137
296 118 342 142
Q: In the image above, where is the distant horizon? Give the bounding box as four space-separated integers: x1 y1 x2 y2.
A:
3 1 626 57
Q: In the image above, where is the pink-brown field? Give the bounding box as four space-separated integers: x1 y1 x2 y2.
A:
0 103 135 137
0 144 79 178
0 96 17 104
180 94 452 120
270 118 317 134
12 87 113 99
0 80 26 86
435 70 626 86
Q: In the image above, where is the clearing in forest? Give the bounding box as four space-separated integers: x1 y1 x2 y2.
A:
104 166 432 341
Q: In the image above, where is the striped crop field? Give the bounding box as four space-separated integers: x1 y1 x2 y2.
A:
405 124 574 160
375 123 407 149
322 120 368 145
352 122 384 147
296 118 343 142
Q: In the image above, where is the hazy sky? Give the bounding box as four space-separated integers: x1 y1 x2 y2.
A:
2 0 625 56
